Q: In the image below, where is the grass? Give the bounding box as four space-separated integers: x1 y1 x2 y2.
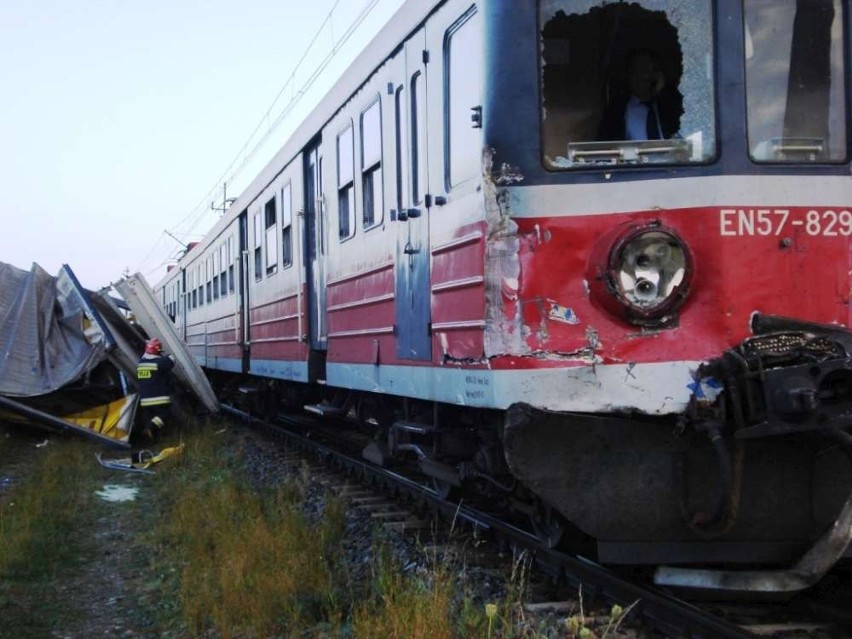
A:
0 438 103 638
150 426 348 637
0 420 639 638
350 544 456 638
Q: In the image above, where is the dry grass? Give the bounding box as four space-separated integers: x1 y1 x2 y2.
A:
350 545 456 639
150 425 503 638
152 426 347 638
0 438 100 637
1 421 632 638
0 440 93 573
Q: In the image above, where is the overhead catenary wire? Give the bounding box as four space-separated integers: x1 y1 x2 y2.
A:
135 0 384 279
172 0 344 236
181 0 381 237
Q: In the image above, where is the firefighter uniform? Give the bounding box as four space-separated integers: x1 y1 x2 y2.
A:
136 339 174 441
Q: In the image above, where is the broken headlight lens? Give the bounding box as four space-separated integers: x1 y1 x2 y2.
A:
590 224 693 326
617 231 688 310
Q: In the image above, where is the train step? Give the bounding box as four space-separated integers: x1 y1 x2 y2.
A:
303 403 347 417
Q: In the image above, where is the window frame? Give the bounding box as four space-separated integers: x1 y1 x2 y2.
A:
443 5 482 190
281 182 294 268
743 0 848 164
537 0 719 171
227 236 235 293
264 195 278 275
206 257 212 304
253 210 263 282
410 71 425 205
360 97 384 230
337 121 356 241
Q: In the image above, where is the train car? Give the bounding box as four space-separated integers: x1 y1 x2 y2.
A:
155 0 852 592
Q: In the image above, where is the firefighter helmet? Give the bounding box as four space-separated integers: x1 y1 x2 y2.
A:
144 338 163 355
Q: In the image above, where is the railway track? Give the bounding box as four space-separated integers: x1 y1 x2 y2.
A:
220 402 851 639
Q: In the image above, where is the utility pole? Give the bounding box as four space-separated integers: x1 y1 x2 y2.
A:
211 183 237 216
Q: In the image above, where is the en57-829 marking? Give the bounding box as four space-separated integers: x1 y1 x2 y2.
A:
719 208 852 237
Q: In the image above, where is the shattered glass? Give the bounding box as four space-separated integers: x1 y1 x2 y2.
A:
540 0 716 168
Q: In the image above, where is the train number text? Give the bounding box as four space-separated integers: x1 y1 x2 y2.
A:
719 209 852 237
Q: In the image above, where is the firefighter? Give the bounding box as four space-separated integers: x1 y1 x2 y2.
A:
135 337 175 442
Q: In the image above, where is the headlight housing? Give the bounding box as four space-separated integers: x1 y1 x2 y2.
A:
589 221 693 326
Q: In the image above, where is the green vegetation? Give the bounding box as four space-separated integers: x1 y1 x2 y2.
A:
0 439 105 638
0 421 637 638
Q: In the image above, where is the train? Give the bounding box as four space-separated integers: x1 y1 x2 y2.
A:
153 0 852 592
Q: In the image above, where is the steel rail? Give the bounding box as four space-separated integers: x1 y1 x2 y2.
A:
221 402 757 639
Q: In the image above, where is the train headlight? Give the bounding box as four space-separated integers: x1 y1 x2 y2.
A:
589 222 693 326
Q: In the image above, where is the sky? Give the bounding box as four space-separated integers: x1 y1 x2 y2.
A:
0 0 405 292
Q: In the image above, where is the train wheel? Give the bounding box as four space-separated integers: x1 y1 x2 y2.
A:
530 501 566 549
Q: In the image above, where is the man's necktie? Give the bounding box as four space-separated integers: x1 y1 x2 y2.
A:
645 101 661 139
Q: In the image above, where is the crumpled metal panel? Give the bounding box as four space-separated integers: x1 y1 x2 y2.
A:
0 262 109 397
114 272 219 413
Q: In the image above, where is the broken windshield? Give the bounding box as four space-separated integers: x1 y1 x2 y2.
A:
539 0 716 169
744 0 847 163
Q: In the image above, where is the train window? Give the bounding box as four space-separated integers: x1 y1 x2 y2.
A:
219 244 227 297
337 124 355 240
444 7 483 188
191 269 197 310
361 99 383 229
195 262 204 306
212 249 220 301
253 211 263 282
265 196 278 275
206 257 212 304
540 0 716 168
394 85 409 214
281 183 293 267
197 263 203 307
744 0 847 163
227 236 235 293
410 72 425 205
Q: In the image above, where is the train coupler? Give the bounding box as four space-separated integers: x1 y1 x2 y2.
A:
691 313 852 441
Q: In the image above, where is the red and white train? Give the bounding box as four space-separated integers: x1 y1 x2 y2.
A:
156 0 852 591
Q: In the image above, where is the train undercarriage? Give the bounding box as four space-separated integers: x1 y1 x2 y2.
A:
211 315 852 594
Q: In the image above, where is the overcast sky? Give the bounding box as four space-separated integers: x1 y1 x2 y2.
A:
0 0 404 291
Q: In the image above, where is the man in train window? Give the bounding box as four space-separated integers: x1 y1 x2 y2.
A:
598 50 681 141
135 337 175 442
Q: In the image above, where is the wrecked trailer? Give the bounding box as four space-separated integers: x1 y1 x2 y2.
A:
0 262 216 448
0 262 138 448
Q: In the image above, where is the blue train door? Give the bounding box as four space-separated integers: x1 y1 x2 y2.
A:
394 28 432 361
304 139 328 378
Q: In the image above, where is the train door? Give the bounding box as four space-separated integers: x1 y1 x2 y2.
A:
394 28 432 361
238 209 251 373
304 139 328 378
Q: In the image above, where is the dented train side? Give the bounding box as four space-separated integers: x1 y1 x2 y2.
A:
153 0 852 587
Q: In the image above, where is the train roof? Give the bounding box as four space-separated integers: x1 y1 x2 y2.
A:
159 0 442 285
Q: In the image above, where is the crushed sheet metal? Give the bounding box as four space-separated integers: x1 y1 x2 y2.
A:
0 262 109 397
0 394 132 449
62 393 138 444
114 273 219 413
90 289 147 381
482 147 528 358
